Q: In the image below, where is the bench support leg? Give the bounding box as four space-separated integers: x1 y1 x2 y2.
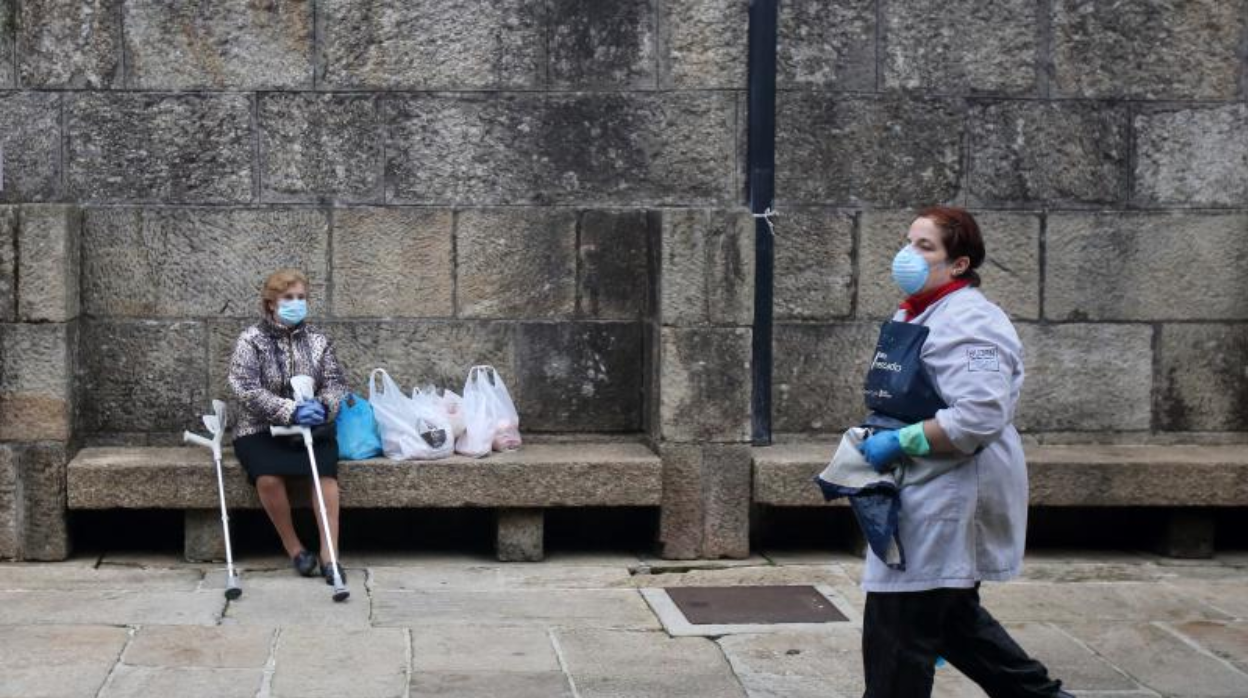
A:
1158 509 1215 559
496 508 544 562
185 509 226 563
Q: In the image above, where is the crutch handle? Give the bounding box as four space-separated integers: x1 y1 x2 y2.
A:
183 432 215 450
269 425 303 437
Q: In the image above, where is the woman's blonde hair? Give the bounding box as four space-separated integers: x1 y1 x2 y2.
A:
260 269 309 315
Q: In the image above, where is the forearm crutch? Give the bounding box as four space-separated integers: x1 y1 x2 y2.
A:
271 375 349 602
183 400 242 600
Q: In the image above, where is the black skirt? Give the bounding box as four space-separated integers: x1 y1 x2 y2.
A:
233 427 339 485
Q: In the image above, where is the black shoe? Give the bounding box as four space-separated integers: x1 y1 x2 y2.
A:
322 561 347 586
291 550 318 577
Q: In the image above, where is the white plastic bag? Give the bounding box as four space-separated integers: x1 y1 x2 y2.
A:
455 365 522 457
409 386 455 460
440 388 466 440
368 369 453 461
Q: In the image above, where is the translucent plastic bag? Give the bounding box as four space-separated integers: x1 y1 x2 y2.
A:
440 388 466 441
409 386 455 460
455 365 522 457
368 369 451 461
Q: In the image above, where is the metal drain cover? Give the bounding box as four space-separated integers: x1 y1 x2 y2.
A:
664 585 849 625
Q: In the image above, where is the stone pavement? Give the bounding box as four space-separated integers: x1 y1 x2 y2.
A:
0 549 1246 698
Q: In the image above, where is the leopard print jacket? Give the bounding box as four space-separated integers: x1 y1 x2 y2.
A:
227 316 351 438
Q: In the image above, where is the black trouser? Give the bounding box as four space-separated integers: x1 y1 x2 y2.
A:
862 585 1065 698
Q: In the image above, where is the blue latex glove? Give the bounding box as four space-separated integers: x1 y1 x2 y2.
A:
859 429 905 473
293 400 326 426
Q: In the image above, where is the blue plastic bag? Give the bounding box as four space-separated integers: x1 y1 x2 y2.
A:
336 392 383 460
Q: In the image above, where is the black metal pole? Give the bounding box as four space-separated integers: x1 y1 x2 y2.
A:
748 0 778 446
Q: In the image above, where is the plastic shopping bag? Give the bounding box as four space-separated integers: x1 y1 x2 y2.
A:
440 388 466 440
455 365 522 457
336 392 383 460
410 386 455 460
368 369 447 461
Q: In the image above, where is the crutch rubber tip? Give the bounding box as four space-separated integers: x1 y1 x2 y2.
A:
225 587 242 600
332 590 349 602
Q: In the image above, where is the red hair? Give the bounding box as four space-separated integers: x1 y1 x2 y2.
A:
916 206 985 287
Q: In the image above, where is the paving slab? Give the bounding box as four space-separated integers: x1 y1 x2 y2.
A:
1162 578 1248 619
1170 620 1248 674
556 628 748 697
122 625 274 668
220 586 371 628
97 666 263 698
628 563 854 589
409 626 559 673
1065 621 1248 697
980 582 1230 623
372 590 659 630
0 625 129 698
272 627 407 698
0 590 222 626
1005 623 1137 691
0 564 202 591
408 671 574 697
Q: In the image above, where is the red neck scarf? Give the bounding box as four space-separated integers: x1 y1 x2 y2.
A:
899 278 971 321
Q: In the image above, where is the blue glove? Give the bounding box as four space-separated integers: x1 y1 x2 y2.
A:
293 400 326 426
860 430 905 473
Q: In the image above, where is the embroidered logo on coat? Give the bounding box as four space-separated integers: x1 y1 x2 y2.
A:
967 345 999 372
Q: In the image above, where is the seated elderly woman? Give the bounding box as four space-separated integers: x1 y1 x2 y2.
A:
228 268 350 584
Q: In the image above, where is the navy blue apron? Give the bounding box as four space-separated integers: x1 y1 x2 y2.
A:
815 320 950 570
861 320 948 430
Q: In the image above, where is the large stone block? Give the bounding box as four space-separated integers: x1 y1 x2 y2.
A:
383 92 736 205
658 443 703 559
16 205 81 322
777 0 875 90
701 443 750 558
969 101 1127 206
1052 0 1243 99
776 94 964 206
0 92 62 203
306 321 516 396
18 0 121 87
1134 104 1248 208
0 0 12 87
515 322 643 432
123 0 312 89
0 444 18 558
456 208 577 319
659 209 753 327
882 0 1037 94
0 207 14 321
1156 325 1248 432
0 323 72 442
773 322 877 434
1014 323 1153 433
578 210 651 321
658 0 745 89
82 207 328 318
331 208 452 318
857 210 1040 321
319 0 545 89
659 327 751 442
549 0 656 89
17 442 69 560
66 93 253 203
79 321 209 434
1046 213 1248 321
259 93 382 203
774 209 853 321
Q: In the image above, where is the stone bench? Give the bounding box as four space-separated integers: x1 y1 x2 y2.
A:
752 443 1248 558
67 442 662 562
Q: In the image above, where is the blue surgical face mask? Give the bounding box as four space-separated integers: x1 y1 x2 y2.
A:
891 246 950 296
276 299 307 326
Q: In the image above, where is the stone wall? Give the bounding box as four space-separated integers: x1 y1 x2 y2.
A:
1 1 1247 557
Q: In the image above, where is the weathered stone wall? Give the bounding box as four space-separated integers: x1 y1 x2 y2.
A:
0 2 1245 458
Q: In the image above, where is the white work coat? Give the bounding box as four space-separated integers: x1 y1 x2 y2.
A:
861 286 1029 592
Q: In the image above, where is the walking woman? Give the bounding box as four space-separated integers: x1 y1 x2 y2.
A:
229 269 350 585
852 207 1070 697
